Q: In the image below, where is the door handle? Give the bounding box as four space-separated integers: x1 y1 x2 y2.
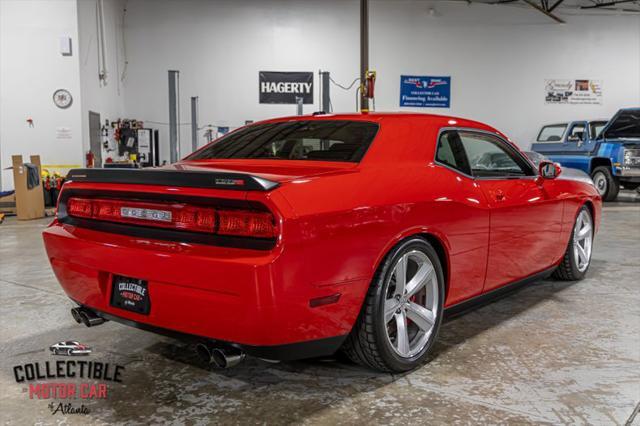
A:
495 190 506 201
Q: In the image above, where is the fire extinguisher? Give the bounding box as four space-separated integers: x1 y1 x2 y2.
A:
86 151 95 168
43 172 52 207
363 70 376 99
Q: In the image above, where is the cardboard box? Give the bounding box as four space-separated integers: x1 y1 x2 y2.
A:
12 155 45 220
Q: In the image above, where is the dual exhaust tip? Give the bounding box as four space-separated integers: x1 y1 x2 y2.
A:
70 307 245 369
71 307 106 327
196 343 245 369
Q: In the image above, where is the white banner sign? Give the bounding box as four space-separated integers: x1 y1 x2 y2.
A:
545 79 602 105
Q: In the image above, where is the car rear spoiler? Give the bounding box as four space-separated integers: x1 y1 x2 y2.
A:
65 168 280 191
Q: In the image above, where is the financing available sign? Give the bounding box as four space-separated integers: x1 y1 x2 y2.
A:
259 71 314 104
400 75 451 108
545 79 602 105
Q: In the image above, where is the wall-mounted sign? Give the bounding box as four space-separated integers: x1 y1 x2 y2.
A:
259 71 313 104
545 79 602 105
400 75 451 108
56 127 72 139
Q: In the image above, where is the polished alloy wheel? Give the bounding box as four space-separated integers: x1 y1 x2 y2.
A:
384 250 439 358
592 171 607 196
573 209 593 272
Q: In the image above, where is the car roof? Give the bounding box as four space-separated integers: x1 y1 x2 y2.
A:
541 120 607 128
199 112 514 166
256 111 498 130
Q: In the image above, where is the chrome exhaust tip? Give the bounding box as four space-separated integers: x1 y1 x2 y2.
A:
195 343 213 363
70 308 83 324
71 307 106 327
196 343 245 369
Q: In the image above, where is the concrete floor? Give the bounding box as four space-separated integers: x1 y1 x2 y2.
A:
1 192 639 425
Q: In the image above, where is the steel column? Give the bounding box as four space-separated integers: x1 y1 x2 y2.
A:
296 97 304 116
320 71 331 113
168 70 180 163
359 0 369 112
191 96 199 153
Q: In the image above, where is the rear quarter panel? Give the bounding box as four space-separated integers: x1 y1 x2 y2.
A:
274 118 492 309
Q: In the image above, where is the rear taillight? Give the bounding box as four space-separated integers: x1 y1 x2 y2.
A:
218 210 276 238
65 197 276 238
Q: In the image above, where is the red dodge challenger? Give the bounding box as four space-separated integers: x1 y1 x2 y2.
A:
43 113 601 372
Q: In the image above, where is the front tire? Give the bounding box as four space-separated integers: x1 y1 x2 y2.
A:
553 205 594 281
591 166 619 201
342 238 445 372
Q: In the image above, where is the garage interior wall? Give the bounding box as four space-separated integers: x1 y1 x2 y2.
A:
121 0 640 162
77 0 127 157
1 0 639 184
0 0 84 191
120 0 361 163
370 0 640 146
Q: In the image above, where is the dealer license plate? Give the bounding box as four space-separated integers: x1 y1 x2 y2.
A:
110 275 150 315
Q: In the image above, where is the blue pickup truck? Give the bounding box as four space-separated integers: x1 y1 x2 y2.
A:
531 108 640 201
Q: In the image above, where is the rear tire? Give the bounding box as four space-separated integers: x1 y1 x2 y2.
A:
553 205 594 281
591 166 619 201
341 238 444 372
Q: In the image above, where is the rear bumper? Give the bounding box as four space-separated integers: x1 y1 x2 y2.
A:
43 221 364 356
84 304 346 360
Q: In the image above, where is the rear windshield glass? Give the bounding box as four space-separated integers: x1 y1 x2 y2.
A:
537 124 567 142
188 120 379 162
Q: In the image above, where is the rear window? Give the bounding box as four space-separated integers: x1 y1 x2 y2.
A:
188 120 379 162
537 124 567 142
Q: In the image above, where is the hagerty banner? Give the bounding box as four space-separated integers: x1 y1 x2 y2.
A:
545 79 602 105
259 71 314 104
400 75 451 108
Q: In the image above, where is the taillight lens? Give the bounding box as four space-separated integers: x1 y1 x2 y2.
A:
65 197 276 238
218 210 276 238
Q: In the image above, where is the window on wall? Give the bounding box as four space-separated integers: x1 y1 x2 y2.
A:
458 131 533 178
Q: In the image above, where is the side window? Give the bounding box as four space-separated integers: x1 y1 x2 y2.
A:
436 131 471 175
537 124 567 142
458 131 533 178
589 121 607 139
567 123 586 142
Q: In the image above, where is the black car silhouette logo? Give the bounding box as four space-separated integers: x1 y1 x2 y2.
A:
49 341 92 356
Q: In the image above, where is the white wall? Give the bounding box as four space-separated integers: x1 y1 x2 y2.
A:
121 0 640 163
122 0 361 163
370 0 640 147
2 0 639 185
77 0 127 154
0 0 83 191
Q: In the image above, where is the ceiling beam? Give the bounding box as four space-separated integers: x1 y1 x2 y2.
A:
522 0 566 23
548 0 565 12
580 0 637 8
